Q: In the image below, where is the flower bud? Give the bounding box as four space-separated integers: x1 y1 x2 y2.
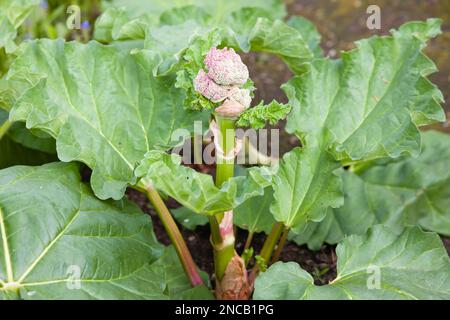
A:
193 70 230 103
204 47 249 86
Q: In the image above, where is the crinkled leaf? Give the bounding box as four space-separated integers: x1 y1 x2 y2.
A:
236 17 313 73
287 16 323 58
270 142 343 228
94 7 151 42
135 151 274 215
106 0 285 25
291 130 450 250
6 39 207 200
128 8 315 77
236 100 291 129
255 225 450 300
0 162 171 300
0 0 38 53
284 19 445 162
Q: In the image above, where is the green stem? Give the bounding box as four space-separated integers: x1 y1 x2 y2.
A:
211 114 237 280
244 232 254 251
0 120 12 141
250 222 283 283
271 227 290 264
258 222 284 265
215 115 235 189
138 183 204 287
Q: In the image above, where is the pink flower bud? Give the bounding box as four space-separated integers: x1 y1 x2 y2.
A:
193 70 230 103
204 47 249 86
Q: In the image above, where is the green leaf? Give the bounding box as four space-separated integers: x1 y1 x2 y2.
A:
0 135 56 170
284 19 445 162
171 166 255 231
234 186 276 234
135 151 274 215
0 0 38 53
6 39 207 200
0 109 56 169
152 246 213 300
7 122 56 154
93 8 151 43
129 9 316 77
254 226 450 300
172 206 208 231
239 17 313 74
270 141 343 228
287 16 323 58
107 0 286 25
236 100 291 129
291 130 450 250
0 162 171 300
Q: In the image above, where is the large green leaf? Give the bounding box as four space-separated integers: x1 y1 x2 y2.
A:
0 162 173 300
96 3 315 75
254 226 450 300
291 130 450 250
146 15 315 76
95 0 285 45
6 39 207 200
0 0 38 53
135 151 274 215
104 0 285 24
283 19 445 162
270 142 343 229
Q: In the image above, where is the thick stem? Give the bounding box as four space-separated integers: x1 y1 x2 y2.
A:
211 114 237 281
0 120 12 141
249 222 283 285
271 227 290 264
138 183 204 287
215 115 235 189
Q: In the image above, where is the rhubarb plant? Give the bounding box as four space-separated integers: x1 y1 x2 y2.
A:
0 0 449 301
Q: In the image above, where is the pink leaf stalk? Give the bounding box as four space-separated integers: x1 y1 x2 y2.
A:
219 210 235 243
